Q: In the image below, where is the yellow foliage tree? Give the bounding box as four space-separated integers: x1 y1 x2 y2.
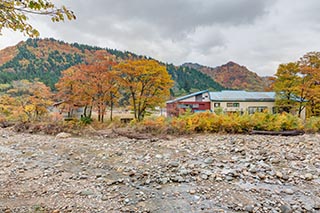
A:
115 59 174 121
7 79 52 121
274 52 320 117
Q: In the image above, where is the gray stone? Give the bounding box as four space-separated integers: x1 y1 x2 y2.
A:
189 189 196 195
202 170 212 176
160 177 169 184
155 154 163 159
55 132 72 139
244 205 254 212
80 190 94 196
226 176 234 181
179 168 190 175
204 157 214 164
283 188 294 195
275 171 283 179
200 174 208 180
145 179 151 185
169 161 179 167
314 204 320 210
304 173 313 180
280 205 292 213
101 195 109 201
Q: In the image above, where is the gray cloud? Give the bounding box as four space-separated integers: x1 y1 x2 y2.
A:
63 0 273 38
2 0 320 76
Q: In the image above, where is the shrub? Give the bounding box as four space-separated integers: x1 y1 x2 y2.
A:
305 116 320 133
80 116 93 125
138 111 304 135
251 112 303 131
139 116 167 134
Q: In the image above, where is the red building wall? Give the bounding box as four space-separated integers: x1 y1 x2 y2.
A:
167 101 211 116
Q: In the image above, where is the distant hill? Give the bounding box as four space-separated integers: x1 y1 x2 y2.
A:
0 38 224 96
183 61 272 91
166 64 225 96
0 38 135 89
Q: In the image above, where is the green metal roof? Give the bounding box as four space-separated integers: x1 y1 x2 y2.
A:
167 90 275 104
209 90 275 102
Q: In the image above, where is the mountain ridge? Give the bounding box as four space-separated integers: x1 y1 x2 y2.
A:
182 61 272 91
0 38 225 96
0 38 274 96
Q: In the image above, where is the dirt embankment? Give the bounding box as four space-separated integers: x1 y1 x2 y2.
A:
0 128 319 212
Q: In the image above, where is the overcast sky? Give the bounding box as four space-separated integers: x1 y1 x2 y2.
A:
1 0 320 76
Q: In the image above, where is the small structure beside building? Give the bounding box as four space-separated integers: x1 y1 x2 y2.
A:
166 90 277 117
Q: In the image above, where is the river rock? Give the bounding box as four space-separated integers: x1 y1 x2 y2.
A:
204 157 213 164
56 132 72 139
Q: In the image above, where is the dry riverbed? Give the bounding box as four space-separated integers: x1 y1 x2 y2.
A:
0 128 320 212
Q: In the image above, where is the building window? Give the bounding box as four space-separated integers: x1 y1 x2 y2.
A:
248 106 268 114
227 103 240 107
214 103 221 107
192 104 199 108
178 104 189 109
178 104 199 109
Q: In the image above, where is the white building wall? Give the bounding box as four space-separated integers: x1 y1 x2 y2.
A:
211 101 275 113
181 96 196 102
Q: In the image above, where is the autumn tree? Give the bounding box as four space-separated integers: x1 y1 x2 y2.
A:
6 79 52 121
0 0 75 37
273 62 305 115
78 62 118 122
299 52 320 116
0 94 17 121
115 59 174 121
274 52 320 118
55 66 85 118
56 58 119 122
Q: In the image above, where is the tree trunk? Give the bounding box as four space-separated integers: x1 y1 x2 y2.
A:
88 106 92 118
131 92 138 120
83 105 88 117
98 106 101 122
110 94 113 121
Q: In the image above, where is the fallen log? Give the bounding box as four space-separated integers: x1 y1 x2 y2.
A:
250 130 305 136
0 121 15 128
112 128 151 140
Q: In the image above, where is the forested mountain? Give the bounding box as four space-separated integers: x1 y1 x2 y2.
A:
0 38 136 89
0 38 224 96
166 64 225 96
183 61 272 91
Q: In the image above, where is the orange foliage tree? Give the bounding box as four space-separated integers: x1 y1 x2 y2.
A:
56 58 118 122
115 59 174 121
299 52 320 116
55 66 86 118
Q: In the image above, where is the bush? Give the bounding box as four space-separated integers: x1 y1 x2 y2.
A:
305 116 320 133
137 111 304 135
251 112 303 131
80 116 93 125
139 116 168 134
